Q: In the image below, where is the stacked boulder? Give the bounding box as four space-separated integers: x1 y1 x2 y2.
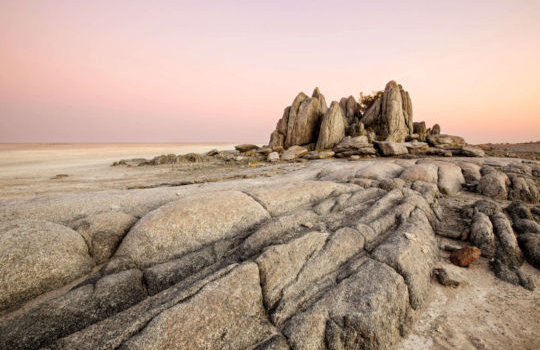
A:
267 80 484 160
269 87 328 149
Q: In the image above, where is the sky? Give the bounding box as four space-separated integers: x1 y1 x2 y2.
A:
1 0 539 144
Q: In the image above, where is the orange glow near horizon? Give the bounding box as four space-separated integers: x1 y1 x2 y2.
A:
1 0 539 144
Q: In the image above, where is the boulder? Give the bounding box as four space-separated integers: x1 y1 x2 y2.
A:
518 233 540 268
333 136 376 156
371 209 437 309
235 144 259 152
376 141 409 156
362 81 413 142
508 174 539 203
492 212 523 267
400 163 439 183
339 95 360 126
356 162 404 181
413 121 427 140
470 211 496 257
267 151 280 162
403 140 429 154
437 162 465 195
283 88 328 148
178 153 205 163
0 220 94 311
281 145 308 161
257 147 273 155
426 134 465 147
316 101 346 149
304 150 335 160
431 124 441 135
206 149 219 156
256 232 328 309
283 258 411 350
72 211 137 264
506 201 534 221
0 269 146 350
458 161 482 183
513 219 540 235
113 191 270 267
460 145 485 157
120 263 283 350
478 171 510 200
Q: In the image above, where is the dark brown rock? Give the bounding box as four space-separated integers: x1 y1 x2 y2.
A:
450 246 482 267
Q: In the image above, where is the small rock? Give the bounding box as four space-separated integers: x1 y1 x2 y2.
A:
450 246 481 267
267 152 280 163
51 174 69 179
426 134 465 147
375 141 409 156
235 144 259 152
460 145 485 157
281 146 308 161
257 147 273 155
206 149 219 156
349 155 361 161
433 268 460 287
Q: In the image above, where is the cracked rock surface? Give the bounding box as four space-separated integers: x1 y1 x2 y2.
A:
0 156 538 350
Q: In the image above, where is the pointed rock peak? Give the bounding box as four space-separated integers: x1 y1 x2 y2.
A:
312 87 322 99
328 100 341 110
384 80 400 93
294 91 308 102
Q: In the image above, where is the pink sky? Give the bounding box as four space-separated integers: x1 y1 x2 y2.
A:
1 0 539 144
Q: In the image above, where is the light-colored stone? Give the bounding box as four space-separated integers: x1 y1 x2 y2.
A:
376 141 409 156
114 191 270 267
400 163 439 183
316 101 346 149
437 162 465 195
0 220 94 311
281 145 309 161
120 263 281 350
356 162 404 180
247 181 354 216
256 232 327 309
362 81 413 142
478 171 509 200
283 258 411 350
286 97 323 147
267 151 280 162
460 145 485 157
72 211 137 264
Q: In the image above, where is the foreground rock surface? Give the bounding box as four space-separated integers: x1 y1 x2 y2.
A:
0 155 538 350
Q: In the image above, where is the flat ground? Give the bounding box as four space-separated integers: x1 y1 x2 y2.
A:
477 141 540 160
0 143 538 349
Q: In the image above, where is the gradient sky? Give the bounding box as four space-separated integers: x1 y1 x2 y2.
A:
1 0 539 144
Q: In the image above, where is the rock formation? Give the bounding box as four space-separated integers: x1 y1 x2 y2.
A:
268 80 455 158
269 88 328 149
362 80 413 142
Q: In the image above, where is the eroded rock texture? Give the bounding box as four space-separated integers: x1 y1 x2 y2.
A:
0 157 538 350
